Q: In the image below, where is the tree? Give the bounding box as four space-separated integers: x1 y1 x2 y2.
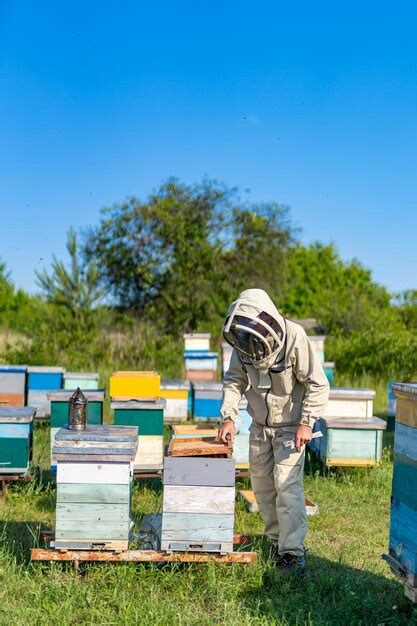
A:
36 228 105 328
85 178 296 334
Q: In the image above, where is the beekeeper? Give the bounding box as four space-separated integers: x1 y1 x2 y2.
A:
218 289 329 576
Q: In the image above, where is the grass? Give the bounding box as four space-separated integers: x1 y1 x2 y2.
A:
0 424 415 625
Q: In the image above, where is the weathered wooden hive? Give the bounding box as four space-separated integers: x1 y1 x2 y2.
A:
0 407 35 475
160 380 190 424
52 424 138 550
384 383 417 602
64 371 99 391
311 388 386 467
192 382 222 420
27 366 64 418
0 366 27 407
48 389 105 471
161 438 235 553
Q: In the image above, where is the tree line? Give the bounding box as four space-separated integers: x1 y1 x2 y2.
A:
1 178 416 381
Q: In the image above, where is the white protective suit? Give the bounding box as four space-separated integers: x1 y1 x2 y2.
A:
221 289 329 556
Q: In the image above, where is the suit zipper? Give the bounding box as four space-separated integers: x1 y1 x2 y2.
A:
265 371 272 426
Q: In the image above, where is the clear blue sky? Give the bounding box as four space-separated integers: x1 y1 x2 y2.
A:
1 1 416 294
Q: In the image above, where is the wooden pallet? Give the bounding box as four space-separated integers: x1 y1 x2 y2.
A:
31 548 256 564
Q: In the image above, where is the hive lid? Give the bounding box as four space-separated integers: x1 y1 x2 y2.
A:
192 382 223 391
172 424 217 436
328 388 375 400
0 365 27 373
320 416 387 430
183 333 211 339
161 380 190 390
168 437 232 457
111 371 159 378
64 372 99 380
27 366 64 374
393 383 417 400
323 362 335 368
48 389 105 401
53 424 138 462
0 407 36 423
110 399 166 410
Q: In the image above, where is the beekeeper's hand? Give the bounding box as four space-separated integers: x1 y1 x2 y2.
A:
218 419 236 444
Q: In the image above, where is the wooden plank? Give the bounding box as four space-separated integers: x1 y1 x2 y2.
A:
57 462 132 485
56 503 130 522
55 425 138 442
164 457 235 486
172 425 217 436
396 394 417 429
323 417 386 430
325 458 379 467
0 407 36 423
55 524 130 540
31 548 257 564
57 483 130 504
161 513 234 543
54 453 136 462
163 486 235 514
238 489 258 512
51 540 129 550
168 438 232 457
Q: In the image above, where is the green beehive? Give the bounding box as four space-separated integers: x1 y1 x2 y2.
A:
63 372 99 391
0 407 36 475
111 399 165 472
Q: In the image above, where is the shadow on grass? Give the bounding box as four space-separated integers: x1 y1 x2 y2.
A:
242 553 416 624
0 520 50 566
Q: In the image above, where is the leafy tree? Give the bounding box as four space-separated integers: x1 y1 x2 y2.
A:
85 179 295 333
280 243 393 333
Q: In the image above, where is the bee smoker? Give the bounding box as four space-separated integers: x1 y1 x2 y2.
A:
68 387 87 431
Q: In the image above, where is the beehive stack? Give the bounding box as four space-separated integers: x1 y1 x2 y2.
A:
52 424 138 550
0 366 27 407
308 334 334 386
183 333 218 382
27 366 64 418
110 371 164 472
384 383 417 602
311 388 386 467
48 389 105 471
192 382 222 420
0 407 35 475
161 439 235 553
64 372 99 391
160 380 190 424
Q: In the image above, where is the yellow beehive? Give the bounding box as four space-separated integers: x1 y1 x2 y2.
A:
160 388 188 400
109 371 160 399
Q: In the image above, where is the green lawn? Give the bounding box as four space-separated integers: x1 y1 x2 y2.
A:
0 423 415 625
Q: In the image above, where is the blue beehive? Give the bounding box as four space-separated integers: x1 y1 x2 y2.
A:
384 383 417 602
192 382 222 420
27 366 64 418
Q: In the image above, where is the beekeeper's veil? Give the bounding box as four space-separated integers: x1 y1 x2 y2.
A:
223 289 286 369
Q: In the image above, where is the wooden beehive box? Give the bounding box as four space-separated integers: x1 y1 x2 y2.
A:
27 366 64 418
185 369 217 382
183 333 211 352
384 383 417 601
0 366 27 407
109 371 160 400
192 382 223 420
311 416 386 467
161 449 236 554
49 390 105 471
0 407 35 475
160 380 190 423
64 372 99 390
111 399 165 471
52 424 138 550
323 388 375 419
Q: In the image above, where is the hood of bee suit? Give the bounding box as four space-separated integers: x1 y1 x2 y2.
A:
223 288 286 371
